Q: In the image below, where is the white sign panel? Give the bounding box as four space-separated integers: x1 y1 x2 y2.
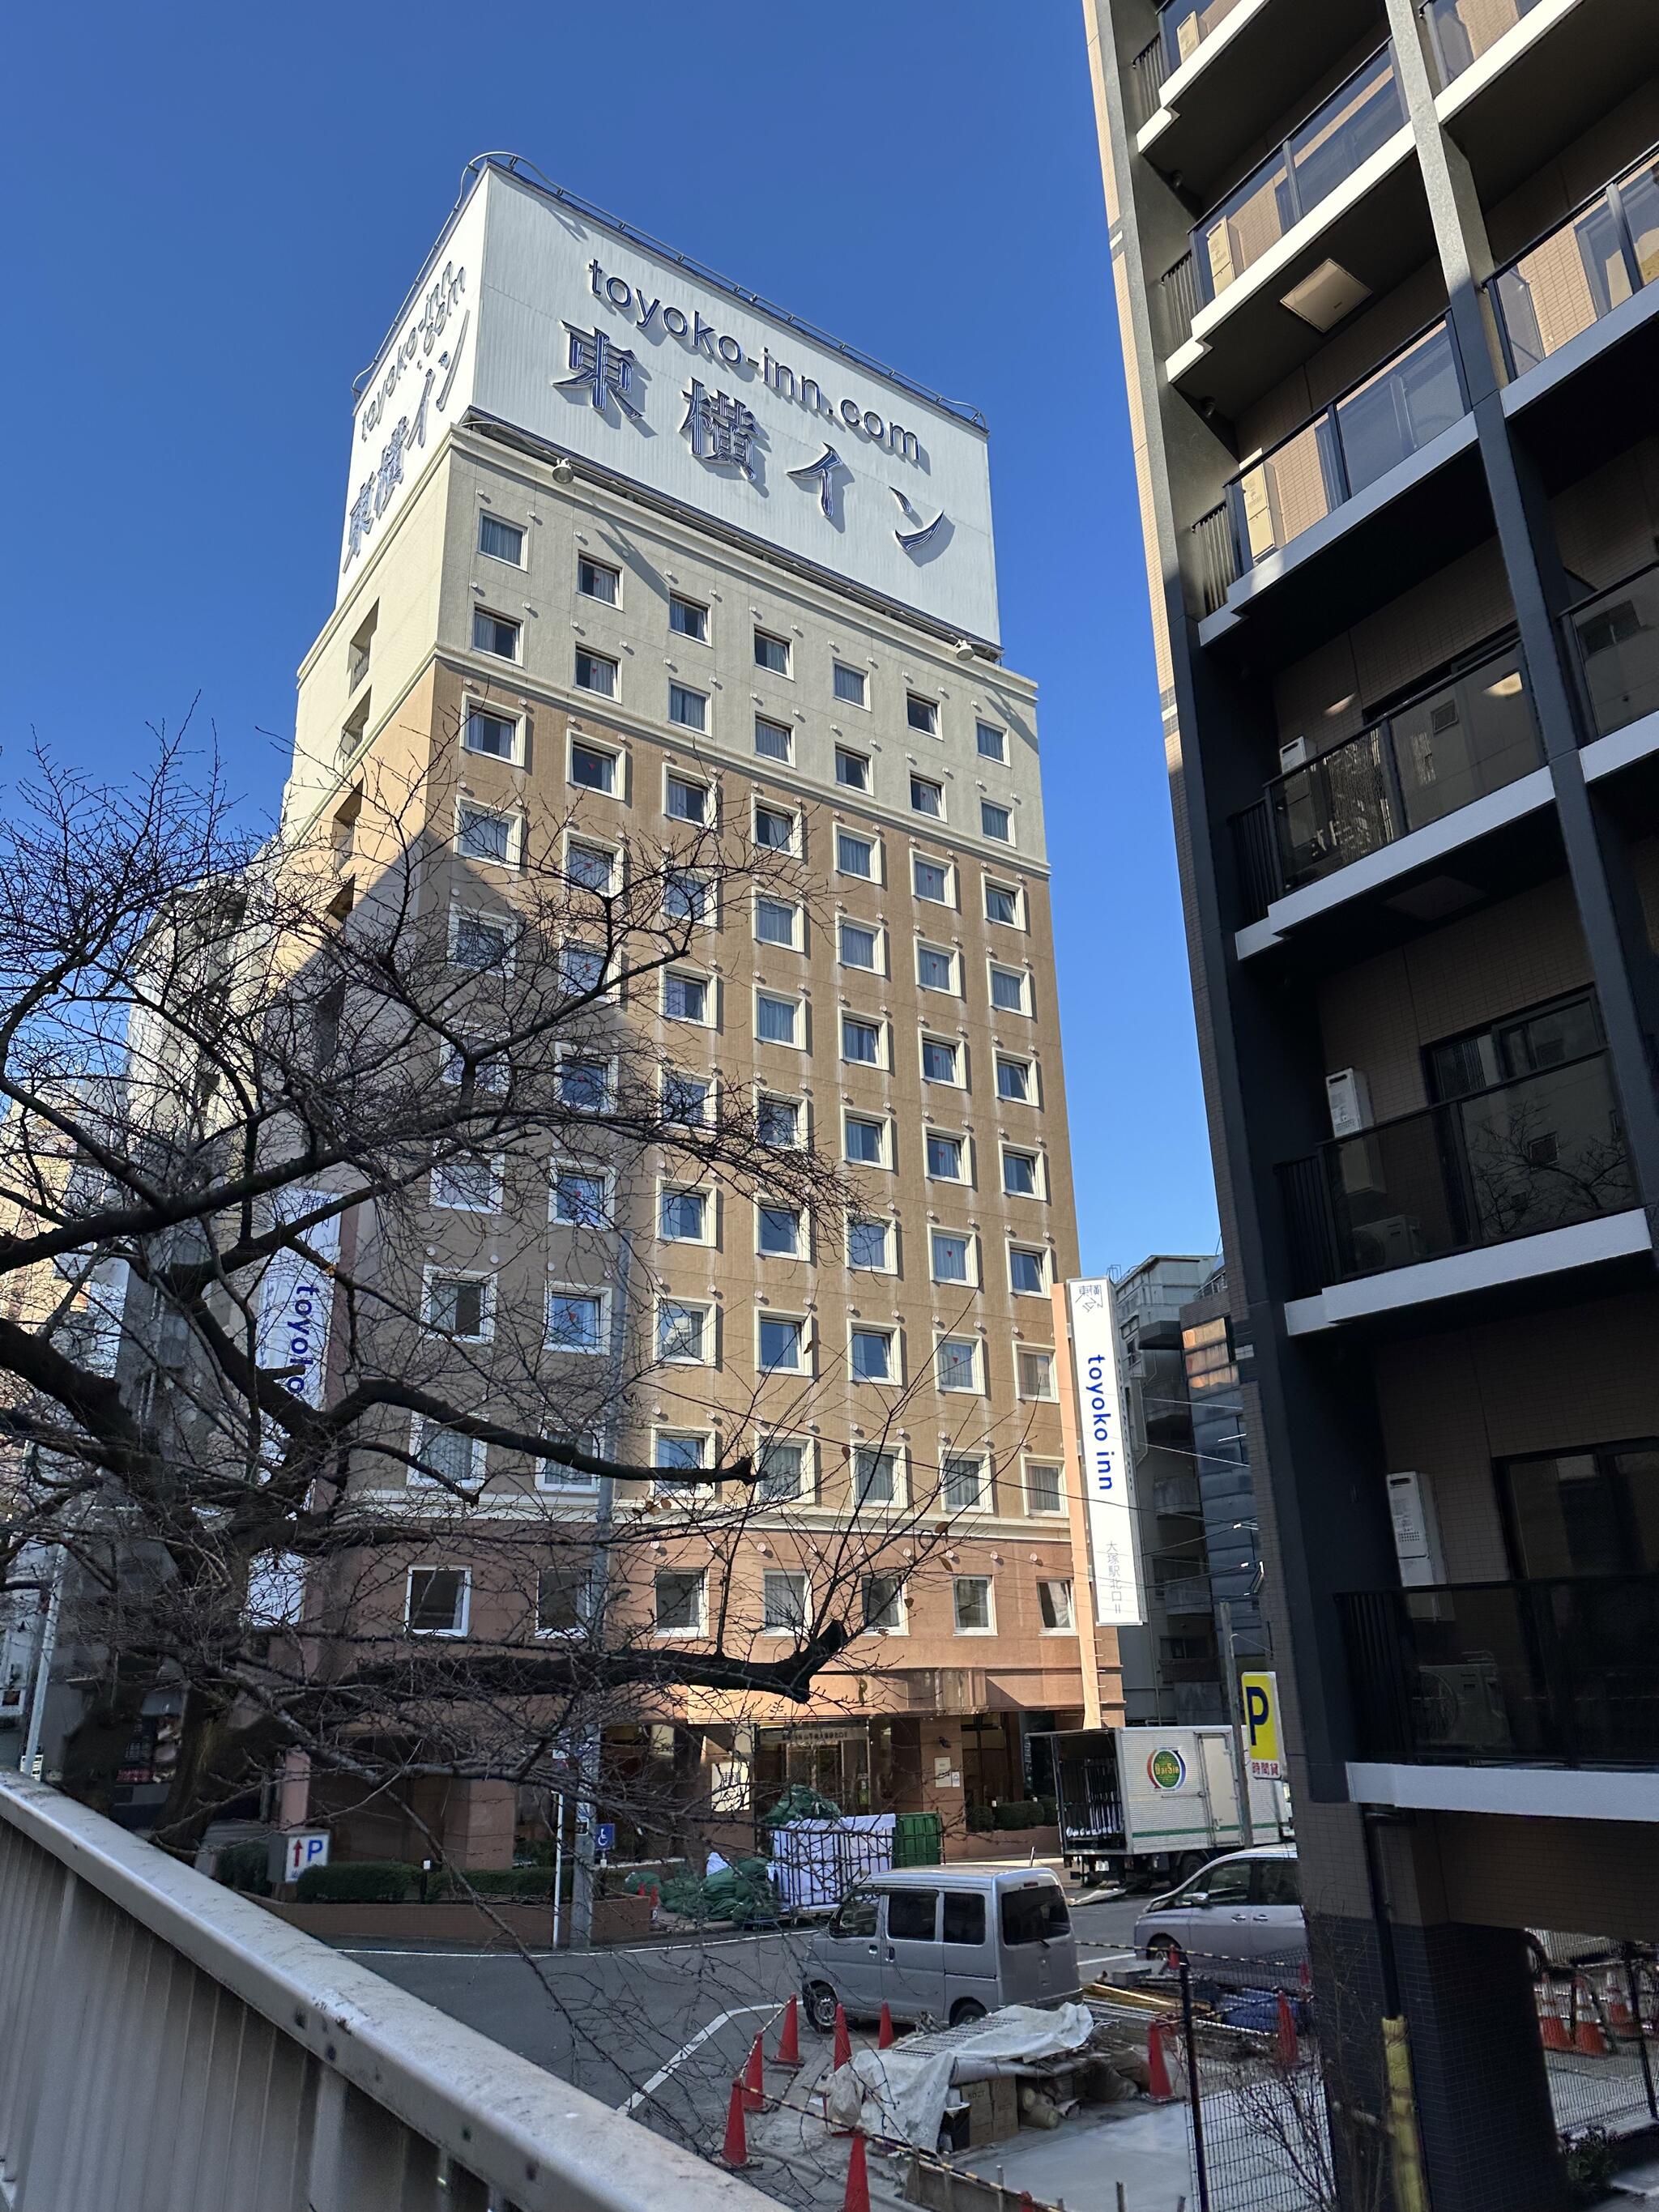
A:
254 1190 342 1411
1067 1278 1145 1626
340 165 999 641
279 1831 331 1884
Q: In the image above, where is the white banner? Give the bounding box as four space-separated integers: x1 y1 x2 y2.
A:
1067 1278 1145 1626
254 1190 341 1411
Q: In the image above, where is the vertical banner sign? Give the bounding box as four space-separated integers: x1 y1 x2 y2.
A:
1066 1278 1145 1625
254 1190 342 1411
1241 1672 1285 1779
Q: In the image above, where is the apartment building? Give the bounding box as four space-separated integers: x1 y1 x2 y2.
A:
1085 1 1659 2202
279 158 1109 1863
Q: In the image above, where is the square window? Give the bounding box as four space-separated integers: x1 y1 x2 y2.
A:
937 1338 979 1392
537 1434 599 1491
566 841 614 892
663 1070 711 1127
976 721 1006 761
1018 1349 1056 1400
558 1057 611 1111
862 1571 903 1630
578 555 619 603
913 857 949 903
661 1188 709 1242
479 514 524 565
754 804 795 851
407 1567 468 1636
348 606 376 690
759 1315 804 1372
451 911 511 971
942 1455 984 1510
981 800 1012 842
1038 1579 1075 1632
655 1568 705 1634
836 830 874 879
755 630 791 675
758 1205 801 1257
917 946 954 993
996 1057 1033 1103
428 1275 488 1339
991 967 1029 1014
757 1438 805 1502
756 897 799 948
845 1116 885 1166
833 663 867 707
1004 1149 1039 1197
473 609 520 661
985 881 1020 926
560 942 607 996
922 1037 959 1084
851 1328 894 1383
754 716 792 761
575 647 617 697
537 1567 587 1637
907 695 938 736
953 1576 992 1632
659 1302 707 1363
1010 1246 1048 1295
414 1425 482 1491
757 992 799 1046
663 870 708 924
664 972 709 1024
835 748 870 791
757 1096 800 1147
463 706 518 761
547 1290 605 1352
669 595 708 641
668 684 707 732
1025 1462 1064 1515
927 1132 965 1180
931 1230 971 1284
439 1037 509 1093
839 921 877 970
762 1568 808 1633
457 803 514 865
848 1217 890 1270
655 1433 706 1478
842 1016 881 1065
666 774 707 823
570 741 616 793
854 1448 897 1505
910 775 943 818
553 1169 608 1226
433 1157 496 1212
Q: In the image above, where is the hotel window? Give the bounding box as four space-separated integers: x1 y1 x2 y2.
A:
552 1167 608 1227
463 705 519 762
479 514 524 565
754 715 792 761
412 1423 484 1492
936 1337 979 1392
577 554 619 604
976 721 1006 762
757 991 800 1046
439 1035 509 1093
759 1315 804 1373
473 609 521 661
926 1130 965 1180
658 1301 709 1365
757 1095 800 1148
450 910 511 972
921 1036 960 1085
911 775 944 819
575 646 617 697
432 1157 497 1213
1038 1579 1075 1632
668 684 707 733
427 1273 490 1340
653 1433 710 1495
913 855 950 904
660 1187 710 1243
669 595 708 642
655 1568 706 1635
663 1069 711 1127
847 1217 891 1271
755 896 800 948
537 1567 588 1638
757 1438 806 1502
985 880 1021 927
953 1576 994 1634
931 1230 972 1285
755 629 791 675
907 694 938 736
854 1447 898 1505
917 945 956 995
762 1570 810 1634
1003 1149 1040 1198
663 869 709 926
845 1115 887 1166
836 829 875 880
754 802 797 852
1009 1244 1050 1295
981 800 1012 843
757 1204 802 1259
835 747 871 792
862 1572 904 1631
838 920 878 971
569 739 617 794
990 965 1030 1015
348 604 377 690
537 1434 599 1492
1183 1316 1239 1393
833 663 867 708
665 773 708 824
456 803 516 867
996 1055 1034 1104
1017 1349 1057 1400
842 1015 882 1066
558 941 606 998
663 971 709 1025
557 1055 611 1111
851 1328 896 1385
546 1289 607 1354
943 1455 985 1510
407 1567 469 1637
1025 1462 1064 1516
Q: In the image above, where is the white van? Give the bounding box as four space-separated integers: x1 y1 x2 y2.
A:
803 1866 1081 2032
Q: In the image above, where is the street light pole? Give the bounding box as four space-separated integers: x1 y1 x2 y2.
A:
1216 1598 1254 1848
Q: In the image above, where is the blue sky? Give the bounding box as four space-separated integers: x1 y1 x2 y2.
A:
2 0 1218 1270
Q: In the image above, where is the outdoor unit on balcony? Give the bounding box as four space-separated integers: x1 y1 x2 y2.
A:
1326 1068 1373 1139
1278 735 1310 775
1412 1662 1512 1751
1351 1215 1426 1271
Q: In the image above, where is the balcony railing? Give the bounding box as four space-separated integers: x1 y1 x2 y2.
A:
1566 556 1659 742
1420 0 1546 86
1282 1050 1633 1293
1341 1574 1659 1768
1491 143 1659 377
1231 641 1541 921
1159 1575 1214 1615
1224 318 1465 576
1155 1472 1205 1517
1191 45 1406 308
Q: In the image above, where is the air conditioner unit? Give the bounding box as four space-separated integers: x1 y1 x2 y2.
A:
1414 1663 1511 1751
1279 736 1310 774
1352 1215 1425 1271
1325 1068 1372 1138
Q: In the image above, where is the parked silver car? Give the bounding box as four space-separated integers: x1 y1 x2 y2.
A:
1132 1844 1306 1971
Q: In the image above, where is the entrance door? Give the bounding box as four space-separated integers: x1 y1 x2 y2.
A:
881 1886 946 2024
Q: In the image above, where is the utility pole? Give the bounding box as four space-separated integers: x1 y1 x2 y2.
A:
22 1545 66 1780
1216 1598 1254 1848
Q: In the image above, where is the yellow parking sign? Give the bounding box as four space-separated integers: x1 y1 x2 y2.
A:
1241 1671 1284 1779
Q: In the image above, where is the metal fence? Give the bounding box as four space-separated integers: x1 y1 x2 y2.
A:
0 1771 784 2212
1530 1929 1659 2144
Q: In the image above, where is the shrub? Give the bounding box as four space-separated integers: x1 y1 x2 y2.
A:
295 1860 414 1904
215 1840 272 1895
966 1804 997 1833
994 1800 1046 1831
1037 1795 1058 1825
436 1867 557 1902
1564 2129 1616 2208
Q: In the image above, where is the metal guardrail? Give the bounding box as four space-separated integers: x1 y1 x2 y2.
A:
0 1773 783 2212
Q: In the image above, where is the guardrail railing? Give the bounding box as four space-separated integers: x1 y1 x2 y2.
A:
0 1772 782 2212
1564 556 1659 742
1420 0 1547 87
1491 141 1659 377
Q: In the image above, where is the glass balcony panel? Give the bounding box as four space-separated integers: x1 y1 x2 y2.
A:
1203 155 1294 297
1333 322 1462 497
1236 418 1337 565
1570 564 1659 738
1388 650 1540 829
1162 0 1245 70
1495 193 1631 373
1286 48 1405 211
1422 0 1545 83
1618 157 1659 286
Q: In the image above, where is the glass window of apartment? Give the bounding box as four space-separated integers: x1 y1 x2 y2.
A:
976 721 1006 761
981 800 1012 842
537 1434 599 1492
547 1289 605 1353
756 896 800 948
937 1337 979 1392
655 1568 705 1634
457 803 515 865
845 1114 886 1166
1501 1442 1659 1579
953 1577 993 1633
559 942 606 997
755 629 791 675
851 1328 895 1383
991 965 1030 1014
848 1217 891 1271
913 855 950 905
552 1167 608 1227
839 920 877 971
569 739 616 793
834 663 867 708
407 1567 468 1636
835 747 871 792
663 869 708 926
917 945 955 994
575 646 617 697
479 514 524 565
762 1570 809 1633
578 554 619 604
842 1015 882 1066
837 829 875 879
926 1130 965 1180
537 1566 587 1637
669 595 708 641
931 1230 971 1284
663 971 709 1024
660 1187 709 1242
663 1069 711 1127
566 842 615 893
922 1036 960 1085
659 1302 707 1364
1009 1244 1049 1295
413 1424 483 1491
911 774 944 819
996 1055 1033 1103
1003 1149 1039 1198
665 773 707 824
1017 1349 1056 1400
668 684 707 732
757 991 800 1046
757 1438 805 1502
862 1571 904 1631
428 1274 489 1340
754 715 792 761
557 1056 611 1111
758 1204 801 1258
1038 1579 1075 1631
433 1156 496 1213
759 1315 804 1371
1025 1461 1064 1515
854 1447 898 1505
985 880 1021 926
943 1455 984 1510
654 1434 708 1489
757 1096 800 1148
1183 1316 1239 1392
754 802 796 851
473 609 520 661
463 706 518 761
907 694 938 736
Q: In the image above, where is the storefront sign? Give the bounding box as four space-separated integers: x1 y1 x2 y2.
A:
1242 1671 1285 1779
1066 1278 1146 1625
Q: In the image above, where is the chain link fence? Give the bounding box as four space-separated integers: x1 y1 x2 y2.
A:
1529 1930 1659 2143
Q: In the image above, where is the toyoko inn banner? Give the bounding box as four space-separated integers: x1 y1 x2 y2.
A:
1067 1277 1145 1626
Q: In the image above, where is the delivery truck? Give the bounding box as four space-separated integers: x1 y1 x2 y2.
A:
1035 1724 1294 1889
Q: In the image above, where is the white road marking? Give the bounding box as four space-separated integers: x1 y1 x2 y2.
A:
1079 1950 1138 1971
620 2002 778 2114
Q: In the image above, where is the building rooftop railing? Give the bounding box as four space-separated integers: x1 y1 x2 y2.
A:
1490 139 1659 379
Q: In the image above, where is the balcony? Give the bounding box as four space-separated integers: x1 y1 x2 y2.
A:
1231 641 1542 923
1154 1472 1204 1517
1341 1574 1659 1770
1130 0 1247 126
1566 558 1659 750
1158 1574 1214 1616
1420 0 1547 85
1491 143 1659 381
1282 1050 1635 1295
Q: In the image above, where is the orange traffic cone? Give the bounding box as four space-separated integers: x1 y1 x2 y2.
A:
842 2133 871 2212
719 2078 752 2169
877 2003 895 2050
1147 2018 1175 2101
1606 1974 1638 2038
1574 1999 1610 2059
1277 1993 1300 2068
833 2003 852 2071
775 1994 802 2069
1539 1987 1572 2052
741 2032 766 2112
